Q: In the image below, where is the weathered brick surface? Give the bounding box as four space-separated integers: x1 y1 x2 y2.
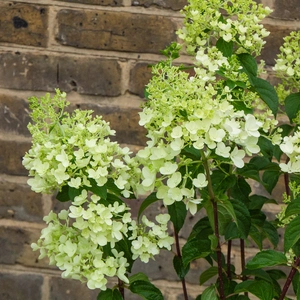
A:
0 2 48 47
260 24 294 65
0 272 43 300
49 277 100 300
0 138 31 176
0 176 44 222
0 94 31 137
132 0 187 10
56 9 177 54
56 0 122 5
77 103 147 145
129 62 153 98
0 52 122 96
0 225 49 267
272 0 300 20
0 0 299 299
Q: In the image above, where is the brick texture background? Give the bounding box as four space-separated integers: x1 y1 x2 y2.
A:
0 0 299 299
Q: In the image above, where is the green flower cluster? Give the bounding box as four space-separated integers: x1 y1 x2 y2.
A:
25 90 174 290
23 90 135 197
32 192 173 290
178 0 271 57
135 62 266 214
274 31 300 103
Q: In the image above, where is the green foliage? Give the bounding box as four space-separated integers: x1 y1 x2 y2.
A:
129 280 164 300
24 0 300 299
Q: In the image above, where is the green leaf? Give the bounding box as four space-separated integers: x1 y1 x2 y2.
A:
114 237 134 271
249 195 276 210
129 280 163 300
188 217 213 241
231 177 251 206
266 269 286 281
56 185 70 202
138 193 159 220
249 224 263 250
105 178 123 197
211 170 236 193
199 266 218 285
285 92 300 122
204 199 235 236
201 285 219 300
236 163 260 182
250 77 278 116
89 179 107 200
218 198 237 224
237 53 258 77
292 271 300 296
68 186 82 201
262 170 280 194
249 156 272 170
242 269 273 284
129 273 150 284
246 250 287 269
231 198 251 239
284 215 300 252
216 37 233 57
106 193 124 206
234 280 274 300
182 145 201 160
173 255 190 280
285 197 300 218
263 221 279 247
168 201 187 233
232 100 253 114
258 136 275 161
182 238 211 267
97 288 123 300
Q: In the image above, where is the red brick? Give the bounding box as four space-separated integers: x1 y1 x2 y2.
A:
0 272 43 300
129 62 153 98
49 277 99 300
56 0 122 5
0 137 31 176
0 3 48 47
0 94 31 137
132 0 187 10
75 103 147 145
0 176 44 222
260 24 294 66
0 52 122 96
56 9 177 54
272 0 300 20
0 225 49 267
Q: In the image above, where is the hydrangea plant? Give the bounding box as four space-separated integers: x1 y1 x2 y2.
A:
23 0 300 299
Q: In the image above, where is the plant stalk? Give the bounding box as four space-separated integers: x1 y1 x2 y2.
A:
279 256 300 300
118 278 125 299
240 239 246 280
284 157 291 197
174 229 189 300
227 240 232 280
201 152 225 300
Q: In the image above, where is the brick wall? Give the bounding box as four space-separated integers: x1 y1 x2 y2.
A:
0 0 299 299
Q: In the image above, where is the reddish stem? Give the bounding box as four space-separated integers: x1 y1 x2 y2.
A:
227 240 232 280
279 256 300 300
174 229 189 300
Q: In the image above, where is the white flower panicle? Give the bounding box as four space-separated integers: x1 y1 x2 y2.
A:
31 201 131 290
274 31 300 104
177 0 271 57
23 90 136 197
279 133 300 174
129 214 174 263
32 191 174 289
